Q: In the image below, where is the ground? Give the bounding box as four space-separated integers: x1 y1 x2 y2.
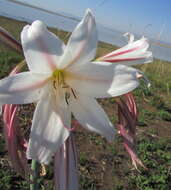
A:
0 16 171 190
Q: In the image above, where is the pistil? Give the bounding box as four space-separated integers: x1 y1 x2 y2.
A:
52 69 68 89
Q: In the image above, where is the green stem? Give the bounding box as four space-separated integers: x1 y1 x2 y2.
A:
30 160 40 190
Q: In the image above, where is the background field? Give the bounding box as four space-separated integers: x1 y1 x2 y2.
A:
0 16 171 190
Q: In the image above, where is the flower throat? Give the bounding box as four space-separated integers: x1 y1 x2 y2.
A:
52 69 77 105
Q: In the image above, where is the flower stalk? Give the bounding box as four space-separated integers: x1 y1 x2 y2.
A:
0 26 23 54
30 160 40 190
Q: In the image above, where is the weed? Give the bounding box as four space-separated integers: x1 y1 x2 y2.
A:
130 138 171 190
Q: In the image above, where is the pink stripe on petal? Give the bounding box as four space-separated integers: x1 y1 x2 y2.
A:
103 46 142 59
65 13 95 70
36 37 57 71
69 40 86 65
21 77 50 90
103 57 145 63
69 13 94 64
102 38 147 59
9 76 50 93
64 36 87 70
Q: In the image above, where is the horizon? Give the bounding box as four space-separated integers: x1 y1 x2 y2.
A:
3 0 171 44
0 0 171 61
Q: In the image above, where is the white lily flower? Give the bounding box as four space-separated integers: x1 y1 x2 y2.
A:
0 9 140 164
98 32 153 65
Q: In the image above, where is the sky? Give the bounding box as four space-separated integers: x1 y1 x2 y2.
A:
7 0 171 43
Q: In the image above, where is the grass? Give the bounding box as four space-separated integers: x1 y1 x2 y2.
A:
0 16 171 189
130 138 171 190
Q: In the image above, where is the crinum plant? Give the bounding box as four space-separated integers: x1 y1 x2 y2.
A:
0 9 152 189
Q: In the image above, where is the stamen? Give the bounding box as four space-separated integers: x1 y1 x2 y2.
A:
65 92 70 105
71 88 77 99
52 69 76 106
57 72 60 85
53 81 57 89
52 69 71 90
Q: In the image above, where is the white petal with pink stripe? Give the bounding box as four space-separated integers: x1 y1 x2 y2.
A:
99 34 152 66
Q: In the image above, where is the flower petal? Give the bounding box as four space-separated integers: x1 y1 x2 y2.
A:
0 72 50 105
124 32 135 43
66 62 139 98
99 36 152 65
21 20 65 72
54 135 78 190
58 9 97 70
69 94 115 142
27 92 70 164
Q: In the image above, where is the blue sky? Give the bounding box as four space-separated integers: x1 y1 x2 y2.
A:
3 0 171 43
